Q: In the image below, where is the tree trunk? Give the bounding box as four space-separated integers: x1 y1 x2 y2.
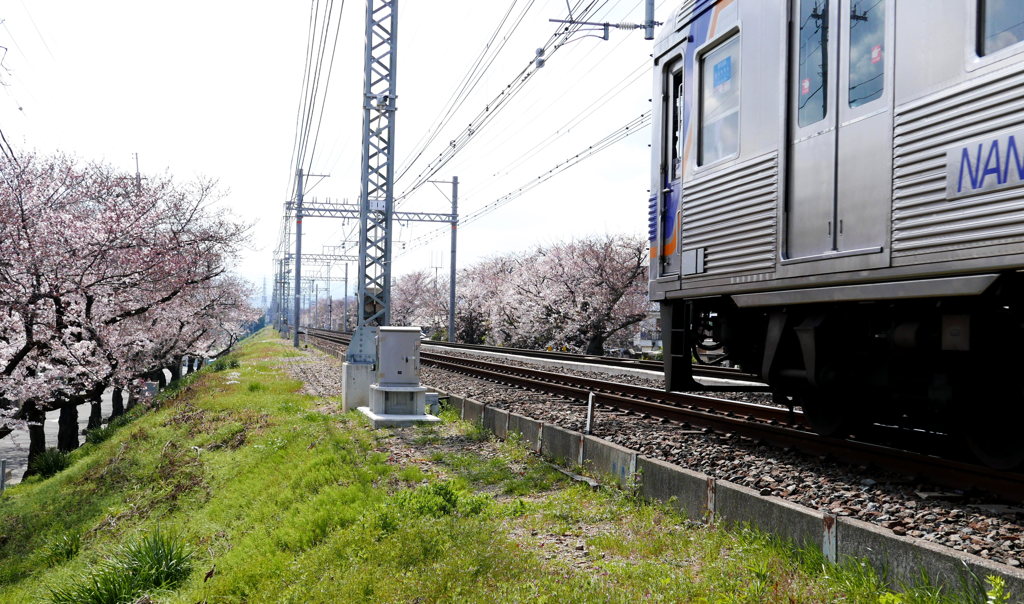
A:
181 356 190 376
57 404 79 452
170 358 182 382
154 369 167 389
111 388 125 418
126 388 138 411
87 402 102 430
25 403 46 476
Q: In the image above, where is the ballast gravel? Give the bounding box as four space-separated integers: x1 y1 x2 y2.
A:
295 336 1024 568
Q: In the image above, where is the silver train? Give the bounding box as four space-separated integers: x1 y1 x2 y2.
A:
648 0 1024 468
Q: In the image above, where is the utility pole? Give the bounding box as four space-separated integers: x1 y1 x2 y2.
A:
133 152 142 195
644 0 656 40
293 169 305 348
449 176 458 342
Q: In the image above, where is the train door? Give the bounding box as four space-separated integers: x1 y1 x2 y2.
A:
787 0 839 259
835 0 892 253
786 0 892 259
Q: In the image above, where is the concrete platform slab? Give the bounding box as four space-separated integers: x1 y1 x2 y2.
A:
540 424 583 467
507 413 542 453
582 435 636 487
357 407 441 428
837 516 1024 596
715 480 824 551
637 456 710 521
483 406 509 439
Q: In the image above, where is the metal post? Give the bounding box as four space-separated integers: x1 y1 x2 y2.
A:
327 265 333 330
314 282 319 328
343 263 350 331
1 459 6 494
448 176 458 342
293 169 304 348
644 0 655 40
585 392 595 435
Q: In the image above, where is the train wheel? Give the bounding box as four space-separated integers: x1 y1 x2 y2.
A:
795 391 851 437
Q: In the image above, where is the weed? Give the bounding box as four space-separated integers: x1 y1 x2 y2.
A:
84 424 116 445
463 422 490 442
396 466 427 483
211 359 229 372
247 382 266 393
229 359 241 369
48 529 192 604
412 424 442 445
29 448 70 478
42 533 81 566
987 575 1011 604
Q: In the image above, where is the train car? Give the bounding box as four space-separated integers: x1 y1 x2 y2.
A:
649 0 1024 468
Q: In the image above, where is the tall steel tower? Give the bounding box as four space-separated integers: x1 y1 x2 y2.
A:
344 0 399 405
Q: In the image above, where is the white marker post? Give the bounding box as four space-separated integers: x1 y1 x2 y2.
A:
584 392 595 435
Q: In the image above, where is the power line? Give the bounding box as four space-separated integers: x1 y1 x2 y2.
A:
398 110 651 254
394 0 607 205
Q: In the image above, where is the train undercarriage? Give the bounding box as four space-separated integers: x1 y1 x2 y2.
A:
662 273 1024 470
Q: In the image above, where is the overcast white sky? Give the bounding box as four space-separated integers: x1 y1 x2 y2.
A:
0 0 663 303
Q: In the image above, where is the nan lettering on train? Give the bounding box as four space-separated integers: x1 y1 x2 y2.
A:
946 130 1024 199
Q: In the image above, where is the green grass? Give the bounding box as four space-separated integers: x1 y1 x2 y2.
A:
0 329 1001 603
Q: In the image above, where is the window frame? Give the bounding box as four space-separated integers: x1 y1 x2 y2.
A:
696 27 742 169
846 0 886 109
664 59 684 183
977 0 1024 57
969 0 1024 71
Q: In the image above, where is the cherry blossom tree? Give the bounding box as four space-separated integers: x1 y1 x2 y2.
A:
510 234 649 354
430 234 649 353
0 152 257 464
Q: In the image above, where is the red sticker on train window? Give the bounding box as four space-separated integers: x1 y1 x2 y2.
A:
871 44 882 64
801 78 810 95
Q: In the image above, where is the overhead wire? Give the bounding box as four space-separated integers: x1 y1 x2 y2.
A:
394 0 605 205
397 110 651 255
395 0 535 184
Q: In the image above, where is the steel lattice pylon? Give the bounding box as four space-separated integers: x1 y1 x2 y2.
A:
350 0 399 363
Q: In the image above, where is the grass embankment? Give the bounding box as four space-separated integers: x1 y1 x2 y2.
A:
0 330 1004 602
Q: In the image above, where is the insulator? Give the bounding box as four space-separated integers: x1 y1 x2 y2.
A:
617 22 642 30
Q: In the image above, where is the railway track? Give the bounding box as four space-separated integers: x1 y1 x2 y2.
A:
302 328 766 386
301 327 1024 499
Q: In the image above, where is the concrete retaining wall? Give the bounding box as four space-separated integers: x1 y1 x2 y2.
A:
582 435 636 488
837 516 1024 596
636 456 709 521
483 406 509 439
507 413 542 453
462 398 485 424
540 424 583 467
714 481 825 552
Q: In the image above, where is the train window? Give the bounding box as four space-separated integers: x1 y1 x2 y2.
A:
668 66 683 181
797 0 828 127
699 36 740 165
980 0 1024 55
848 0 884 107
